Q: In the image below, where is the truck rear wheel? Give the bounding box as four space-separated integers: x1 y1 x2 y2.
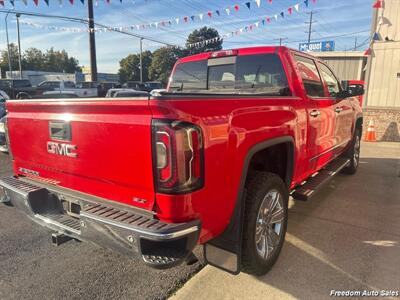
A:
342 128 361 175
241 172 288 276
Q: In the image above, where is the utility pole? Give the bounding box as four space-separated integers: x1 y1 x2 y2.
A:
139 38 143 83
274 37 288 46
305 11 316 44
87 0 98 82
354 37 358 50
16 13 23 79
5 10 13 79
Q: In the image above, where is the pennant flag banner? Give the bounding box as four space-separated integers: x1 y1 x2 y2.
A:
19 0 317 50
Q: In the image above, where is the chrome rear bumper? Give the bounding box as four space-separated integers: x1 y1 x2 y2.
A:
0 176 200 269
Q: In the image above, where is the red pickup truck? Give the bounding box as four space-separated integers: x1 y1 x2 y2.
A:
0 46 363 275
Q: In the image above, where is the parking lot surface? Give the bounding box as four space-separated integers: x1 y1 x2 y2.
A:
0 153 204 300
171 142 400 299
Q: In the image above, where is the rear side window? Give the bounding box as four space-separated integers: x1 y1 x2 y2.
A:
170 60 207 91
295 55 325 97
169 54 290 95
13 80 31 88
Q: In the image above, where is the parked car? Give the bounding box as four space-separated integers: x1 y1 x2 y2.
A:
41 91 79 98
142 81 164 92
0 79 36 99
347 80 365 106
0 46 364 276
97 82 122 97
0 117 7 153
105 88 145 98
0 90 10 119
36 81 98 98
113 90 148 98
122 81 146 91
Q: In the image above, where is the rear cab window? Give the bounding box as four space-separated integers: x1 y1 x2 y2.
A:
169 53 291 96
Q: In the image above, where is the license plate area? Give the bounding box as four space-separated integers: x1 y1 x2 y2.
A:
49 121 71 141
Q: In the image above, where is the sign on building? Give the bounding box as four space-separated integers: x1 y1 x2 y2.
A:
299 41 335 52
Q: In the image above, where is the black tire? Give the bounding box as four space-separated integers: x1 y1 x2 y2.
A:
241 172 289 276
342 128 361 175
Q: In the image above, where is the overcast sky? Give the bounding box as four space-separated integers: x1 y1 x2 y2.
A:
0 0 373 73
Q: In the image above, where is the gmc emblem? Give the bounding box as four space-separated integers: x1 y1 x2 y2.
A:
47 141 78 158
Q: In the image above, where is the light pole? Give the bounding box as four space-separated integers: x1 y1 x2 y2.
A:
139 38 143 82
16 13 23 79
5 9 13 79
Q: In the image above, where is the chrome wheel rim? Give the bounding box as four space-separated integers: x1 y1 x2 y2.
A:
354 134 360 167
255 189 284 260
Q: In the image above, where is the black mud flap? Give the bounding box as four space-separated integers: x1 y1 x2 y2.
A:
204 192 245 275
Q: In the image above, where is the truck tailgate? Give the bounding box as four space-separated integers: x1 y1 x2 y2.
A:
6 98 155 211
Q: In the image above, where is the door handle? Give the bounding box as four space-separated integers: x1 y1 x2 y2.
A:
310 110 320 117
335 107 343 113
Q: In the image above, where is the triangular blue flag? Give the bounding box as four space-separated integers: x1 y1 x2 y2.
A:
304 0 309 7
373 32 381 41
216 10 220 16
245 2 251 9
262 19 265 25
10 0 14 5
280 11 284 18
81 0 85 4
44 0 49 5
190 15 195 21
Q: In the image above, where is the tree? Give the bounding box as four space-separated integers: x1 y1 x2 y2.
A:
0 45 81 77
43 48 81 73
0 43 21 77
23 48 45 71
118 50 152 83
186 26 223 55
148 47 188 84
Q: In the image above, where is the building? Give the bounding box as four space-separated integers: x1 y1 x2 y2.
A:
6 71 84 86
311 51 367 81
364 0 400 142
81 66 119 83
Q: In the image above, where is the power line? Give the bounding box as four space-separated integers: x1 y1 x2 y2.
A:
0 9 176 46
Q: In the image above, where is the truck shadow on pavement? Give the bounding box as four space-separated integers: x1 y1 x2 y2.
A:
256 157 400 299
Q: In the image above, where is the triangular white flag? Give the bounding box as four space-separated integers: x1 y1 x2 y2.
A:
199 13 204 20
255 0 261 7
155 22 158 28
274 14 278 21
175 18 180 24
225 8 230 15
255 22 259 28
294 3 300 12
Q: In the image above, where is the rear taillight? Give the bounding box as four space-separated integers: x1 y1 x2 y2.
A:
152 119 204 194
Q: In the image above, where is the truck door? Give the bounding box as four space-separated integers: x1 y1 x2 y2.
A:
317 62 353 154
294 55 336 173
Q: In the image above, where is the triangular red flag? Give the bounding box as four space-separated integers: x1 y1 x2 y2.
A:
268 0 272 3
69 0 73 4
266 17 270 23
234 4 240 11
33 0 38 5
207 11 212 17
373 0 383 8
288 7 293 14
184 17 188 22
364 48 371 56
0 0 4 6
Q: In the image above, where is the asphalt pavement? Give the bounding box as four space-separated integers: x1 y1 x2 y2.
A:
171 142 400 299
0 152 204 300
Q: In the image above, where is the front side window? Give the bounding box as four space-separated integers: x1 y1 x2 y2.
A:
294 55 325 97
317 63 341 98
